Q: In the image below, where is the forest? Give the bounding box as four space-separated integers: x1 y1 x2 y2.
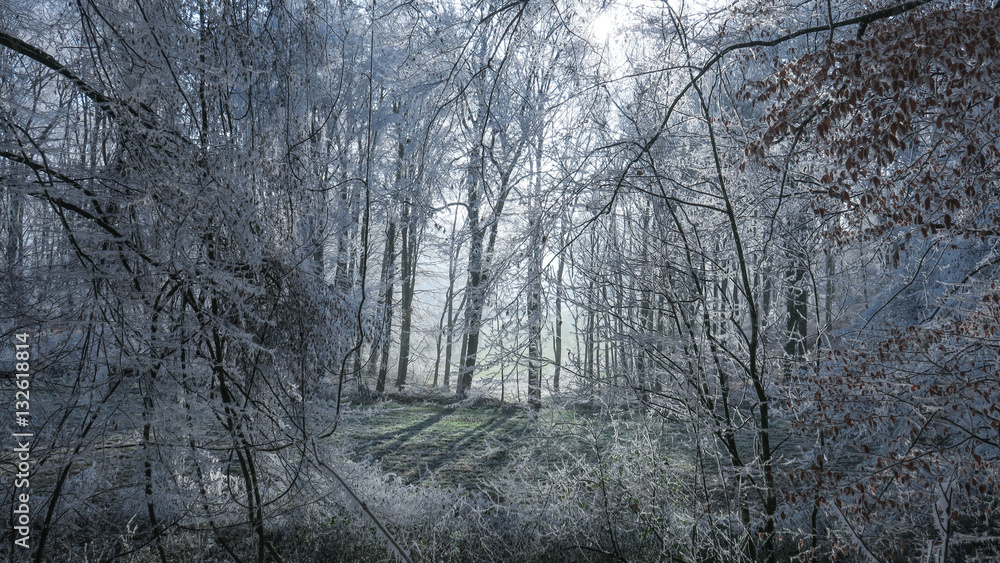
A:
1 0 998 561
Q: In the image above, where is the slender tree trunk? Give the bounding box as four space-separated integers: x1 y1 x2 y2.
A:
457 330 468 391
526 131 544 410
784 262 808 377
457 173 484 399
396 201 417 390
444 294 465 390
439 214 461 388
5 184 21 272
334 212 351 295
141 387 168 563
375 221 398 394
552 220 564 393
824 252 834 334
432 309 445 387
585 278 595 393
527 214 542 410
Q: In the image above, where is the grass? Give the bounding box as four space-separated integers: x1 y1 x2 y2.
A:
331 391 693 491
335 399 535 487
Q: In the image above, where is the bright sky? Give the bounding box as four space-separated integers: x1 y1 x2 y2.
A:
590 2 618 44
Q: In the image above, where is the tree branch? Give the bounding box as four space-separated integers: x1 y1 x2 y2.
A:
625 0 937 184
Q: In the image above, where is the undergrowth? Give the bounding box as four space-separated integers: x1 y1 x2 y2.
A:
33 395 701 562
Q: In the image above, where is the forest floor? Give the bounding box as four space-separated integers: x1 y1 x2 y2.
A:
332 390 684 489
336 400 531 487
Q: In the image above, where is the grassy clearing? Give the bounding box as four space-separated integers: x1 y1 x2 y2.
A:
332 393 691 490
335 399 537 487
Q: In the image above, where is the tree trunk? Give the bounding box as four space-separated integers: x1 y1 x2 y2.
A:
526 129 544 409
440 215 461 389
375 221 397 394
395 201 418 390
784 263 808 377
432 306 445 387
457 174 484 400
527 214 542 410
552 221 564 393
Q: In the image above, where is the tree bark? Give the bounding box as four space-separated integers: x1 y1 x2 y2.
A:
552 219 564 393
375 221 397 394
527 214 542 410
457 172 483 399
395 200 418 390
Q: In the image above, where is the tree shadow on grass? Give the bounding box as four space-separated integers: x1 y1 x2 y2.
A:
359 408 453 458
418 409 521 476
354 407 525 484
